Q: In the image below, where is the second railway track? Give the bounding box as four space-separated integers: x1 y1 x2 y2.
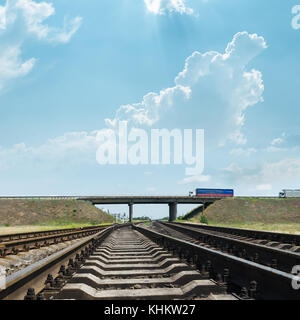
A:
152 221 300 274
0 225 111 257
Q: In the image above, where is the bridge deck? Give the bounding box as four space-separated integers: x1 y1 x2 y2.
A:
0 196 222 204
78 196 221 204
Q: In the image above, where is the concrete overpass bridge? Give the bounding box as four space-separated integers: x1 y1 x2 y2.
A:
78 196 221 221
0 195 222 222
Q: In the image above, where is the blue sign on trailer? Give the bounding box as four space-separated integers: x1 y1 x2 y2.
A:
195 188 234 197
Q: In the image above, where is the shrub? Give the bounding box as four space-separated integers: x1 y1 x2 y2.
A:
200 215 208 224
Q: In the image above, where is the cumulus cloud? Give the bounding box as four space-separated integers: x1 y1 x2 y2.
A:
0 0 82 93
0 131 101 169
223 158 300 190
144 0 194 15
107 32 266 148
105 85 191 127
175 31 266 145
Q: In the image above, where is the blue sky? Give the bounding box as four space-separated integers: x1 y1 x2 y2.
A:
1 0 300 218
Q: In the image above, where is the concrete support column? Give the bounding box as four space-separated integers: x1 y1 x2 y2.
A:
168 202 177 222
128 203 133 222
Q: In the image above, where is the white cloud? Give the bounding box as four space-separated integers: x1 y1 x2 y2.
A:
0 45 35 90
223 163 244 174
47 16 82 44
260 158 300 183
229 148 257 156
175 31 266 145
105 85 191 127
0 31 268 183
0 4 7 29
0 131 100 169
223 158 300 189
106 31 266 147
1 0 82 43
266 146 285 152
144 0 194 15
271 137 284 146
256 184 272 191
178 174 211 184
0 0 82 93
266 133 300 152
14 0 56 38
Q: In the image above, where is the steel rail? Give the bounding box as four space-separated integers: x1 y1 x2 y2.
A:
133 224 300 300
172 222 300 246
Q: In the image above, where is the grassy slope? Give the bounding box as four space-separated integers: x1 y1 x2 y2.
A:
187 198 300 234
0 199 114 226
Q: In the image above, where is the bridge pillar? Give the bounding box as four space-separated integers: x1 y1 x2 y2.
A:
168 202 177 222
202 202 212 213
128 203 133 222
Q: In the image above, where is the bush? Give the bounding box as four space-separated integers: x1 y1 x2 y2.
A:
200 215 208 224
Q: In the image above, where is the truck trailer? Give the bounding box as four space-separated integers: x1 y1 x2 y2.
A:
195 188 234 197
279 189 300 198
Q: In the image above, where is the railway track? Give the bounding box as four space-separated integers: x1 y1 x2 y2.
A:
0 225 106 243
0 224 299 300
153 221 300 274
0 225 115 300
0 225 112 257
172 222 300 246
50 226 233 300
142 222 299 299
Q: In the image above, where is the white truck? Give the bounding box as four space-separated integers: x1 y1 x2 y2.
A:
279 189 300 198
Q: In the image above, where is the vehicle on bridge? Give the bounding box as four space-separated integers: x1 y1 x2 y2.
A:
195 188 234 197
279 189 300 198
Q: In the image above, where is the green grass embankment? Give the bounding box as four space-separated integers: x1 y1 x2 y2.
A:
185 197 300 234
0 199 114 227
